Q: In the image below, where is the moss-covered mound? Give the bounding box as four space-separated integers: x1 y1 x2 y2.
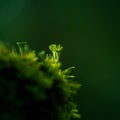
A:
0 42 81 120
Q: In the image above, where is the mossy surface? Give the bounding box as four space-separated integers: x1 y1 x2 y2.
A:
0 42 81 120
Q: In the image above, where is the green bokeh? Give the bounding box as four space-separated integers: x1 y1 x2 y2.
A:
0 0 120 120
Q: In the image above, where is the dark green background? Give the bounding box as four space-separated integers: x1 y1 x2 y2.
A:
0 0 120 120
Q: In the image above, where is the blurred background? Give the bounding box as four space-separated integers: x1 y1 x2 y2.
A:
0 0 120 120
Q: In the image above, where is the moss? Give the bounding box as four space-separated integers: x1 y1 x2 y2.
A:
0 42 81 120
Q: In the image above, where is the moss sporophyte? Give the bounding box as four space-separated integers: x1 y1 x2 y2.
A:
0 42 81 120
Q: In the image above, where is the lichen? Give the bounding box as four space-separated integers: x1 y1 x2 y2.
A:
0 42 81 120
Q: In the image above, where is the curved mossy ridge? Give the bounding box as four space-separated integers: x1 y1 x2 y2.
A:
0 42 81 120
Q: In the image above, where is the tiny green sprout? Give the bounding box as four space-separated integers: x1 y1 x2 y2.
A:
0 42 81 120
63 66 75 75
49 44 63 52
49 44 63 64
16 41 29 55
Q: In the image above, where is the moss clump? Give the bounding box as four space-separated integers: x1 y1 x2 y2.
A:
0 42 81 120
